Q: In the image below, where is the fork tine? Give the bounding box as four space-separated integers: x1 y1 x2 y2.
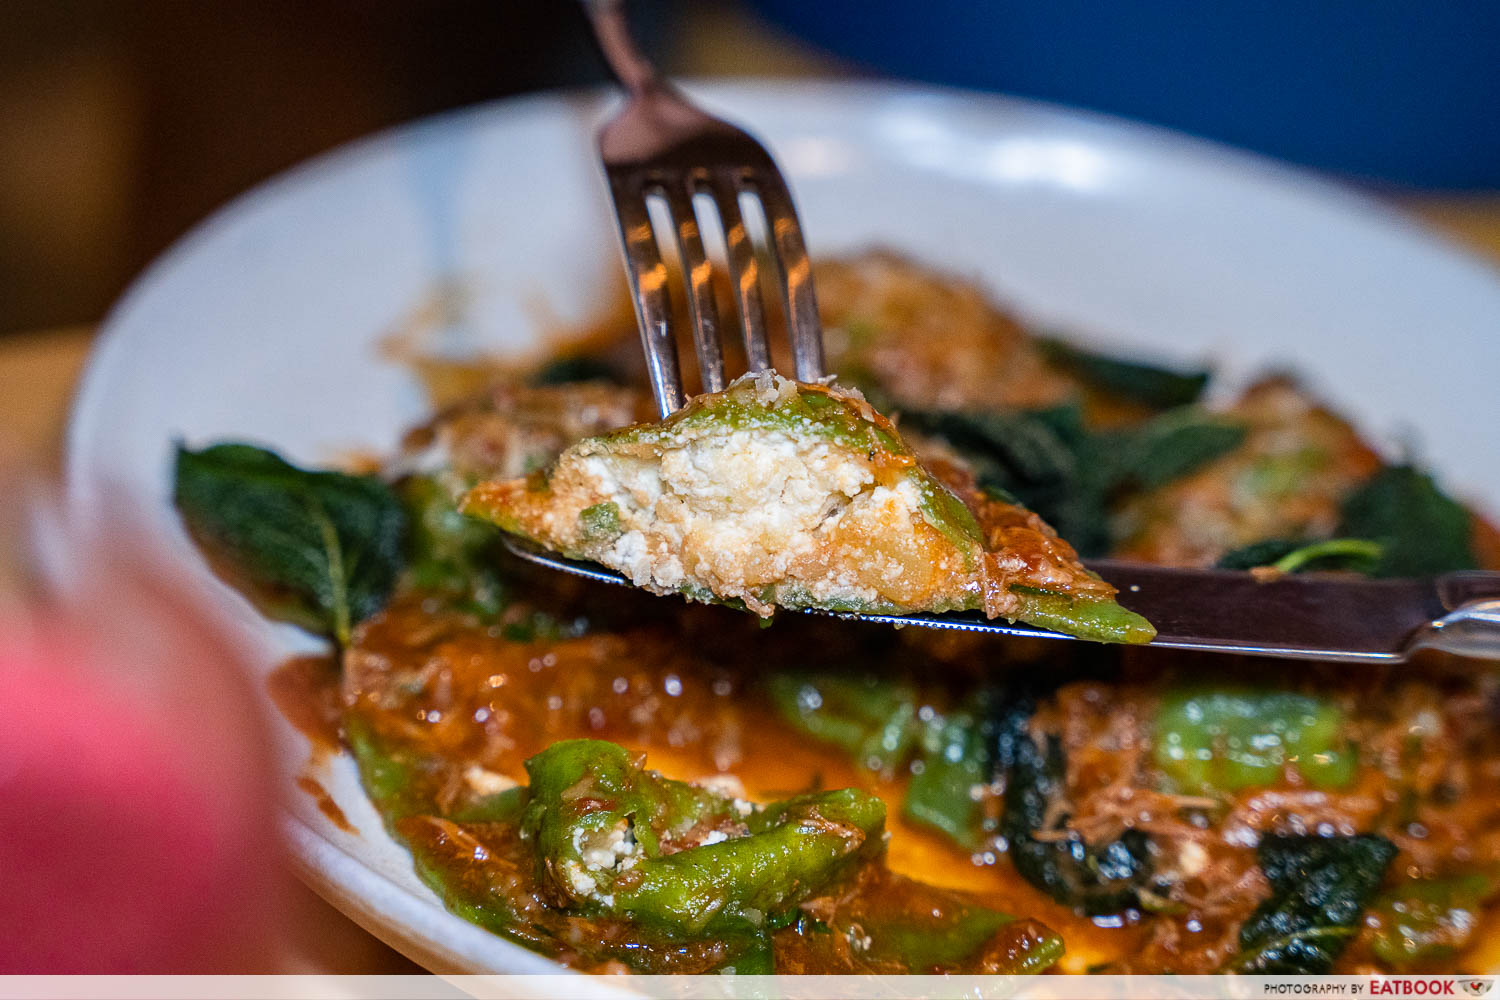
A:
753 175 825 382
607 174 682 417
710 174 771 372
662 180 726 394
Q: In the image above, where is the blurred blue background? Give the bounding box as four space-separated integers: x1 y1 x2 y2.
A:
751 0 1500 189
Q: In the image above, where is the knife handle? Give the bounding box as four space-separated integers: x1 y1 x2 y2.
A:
1407 572 1500 661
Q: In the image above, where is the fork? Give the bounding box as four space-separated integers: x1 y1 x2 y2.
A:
583 0 824 418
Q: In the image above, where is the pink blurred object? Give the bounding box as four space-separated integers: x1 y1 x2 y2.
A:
0 522 284 972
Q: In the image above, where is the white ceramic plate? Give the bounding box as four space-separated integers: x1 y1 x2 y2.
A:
65 79 1500 973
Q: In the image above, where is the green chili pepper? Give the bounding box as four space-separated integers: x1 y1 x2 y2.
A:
768 672 1001 848
610 789 884 937
344 713 439 823
806 869 1065 973
765 673 920 776
1154 688 1357 795
522 740 886 939
522 738 736 864
1368 875 1493 968
904 709 990 848
1011 587 1157 645
863 906 1064 973
450 786 529 824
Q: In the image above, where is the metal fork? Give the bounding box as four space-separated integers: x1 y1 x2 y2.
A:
584 0 824 417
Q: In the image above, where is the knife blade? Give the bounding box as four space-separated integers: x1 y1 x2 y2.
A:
501 538 1500 664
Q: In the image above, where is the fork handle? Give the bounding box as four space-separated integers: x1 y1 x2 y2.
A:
581 0 659 96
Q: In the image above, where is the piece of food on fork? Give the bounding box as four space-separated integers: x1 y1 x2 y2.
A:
461 371 1155 644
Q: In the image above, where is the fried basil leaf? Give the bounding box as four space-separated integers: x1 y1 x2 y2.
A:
1338 465 1478 577
993 688 1160 915
1217 538 1308 570
1037 336 1211 409
904 404 1246 558
902 405 1108 555
173 443 406 643
1094 408 1247 491
1229 833 1397 973
529 355 621 386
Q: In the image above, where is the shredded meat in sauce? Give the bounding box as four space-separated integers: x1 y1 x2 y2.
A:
284 250 1500 974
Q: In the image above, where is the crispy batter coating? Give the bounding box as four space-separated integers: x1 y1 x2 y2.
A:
462 372 1133 632
397 380 646 484
817 251 1078 411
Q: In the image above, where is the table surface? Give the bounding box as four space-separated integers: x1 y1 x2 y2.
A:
2 192 1497 973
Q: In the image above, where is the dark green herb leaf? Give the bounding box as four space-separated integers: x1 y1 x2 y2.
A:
1338 465 1478 577
1268 539 1383 574
1229 833 1397 973
1037 336 1211 409
902 407 1083 494
1216 538 1307 570
902 405 1112 556
1216 537 1384 575
528 355 621 385
994 687 1160 915
398 473 509 617
173 443 407 644
904 404 1246 558
1096 408 1247 491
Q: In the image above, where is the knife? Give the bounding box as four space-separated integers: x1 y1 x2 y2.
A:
503 540 1500 664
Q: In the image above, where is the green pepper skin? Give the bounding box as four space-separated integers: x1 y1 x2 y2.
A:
522 739 736 866
613 790 885 937
904 710 990 848
766 673 919 777
1368 875 1493 968
1011 587 1156 645
777 869 1064 974
344 713 440 824
1154 688 1357 795
861 903 1049 971
767 672 994 846
522 740 886 939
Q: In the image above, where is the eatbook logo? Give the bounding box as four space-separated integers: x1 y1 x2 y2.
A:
1462 981 1494 997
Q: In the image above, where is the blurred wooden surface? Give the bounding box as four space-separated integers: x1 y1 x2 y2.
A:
0 193 1496 971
